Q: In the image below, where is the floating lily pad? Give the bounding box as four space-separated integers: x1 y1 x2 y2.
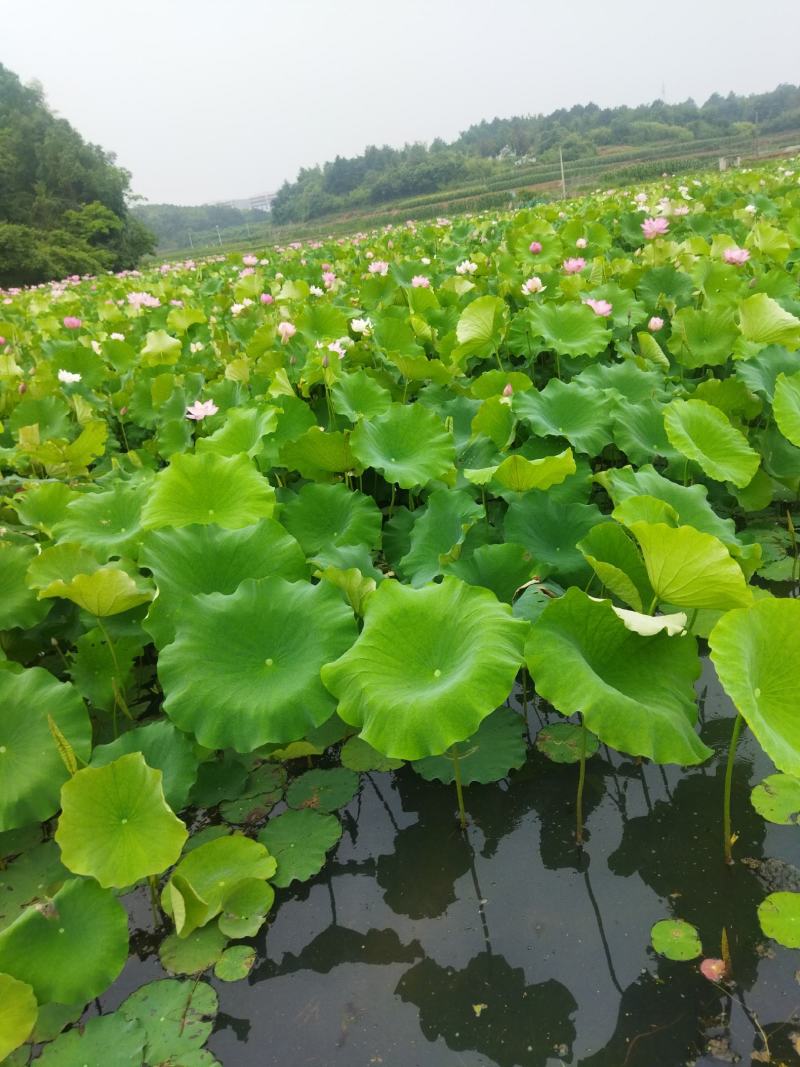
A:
413 707 527 785
31 1002 84 1044
286 768 359 813
217 877 274 938
36 1013 146 1067
118 979 218 1064
651 919 702 961
259 809 343 887
0 974 37 1061
758 892 800 948
159 925 228 975
536 723 600 765
341 736 404 773
213 945 256 982
751 774 800 825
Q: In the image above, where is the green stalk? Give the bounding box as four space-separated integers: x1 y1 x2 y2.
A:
452 749 467 832
576 717 587 846
723 713 744 865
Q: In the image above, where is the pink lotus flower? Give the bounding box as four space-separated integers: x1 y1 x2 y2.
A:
576 237 588 249
368 260 390 276
642 217 669 239
529 241 543 254
584 298 613 317
563 257 586 274
277 321 296 344
648 316 665 332
185 399 218 421
521 276 545 295
322 271 337 289
502 383 514 397
0 336 5 346
723 247 750 266
699 958 727 982
63 316 82 329
411 275 430 288
260 293 273 304
456 260 478 275
242 254 258 266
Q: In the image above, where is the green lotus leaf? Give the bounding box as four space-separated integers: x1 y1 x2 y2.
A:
195 405 277 458
141 328 182 363
0 974 37 1061
413 707 526 785
0 543 50 629
709 599 800 777
31 1002 84 1044
651 919 702 961
41 566 153 617
454 295 509 361
163 835 276 937
68 627 144 712
11 481 76 535
350 403 455 488
470 396 515 449
751 774 800 825
611 398 677 465
527 301 611 358
315 565 377 617
141 519 307 647
758 892 800 948
321 576 528 760
514 381 615 455
629 522 752 611
36 1014 146 1067
259 809 343 887
159 925 227 976
119 979 218 1064
213 945 256 982
611 494 679 528
52 477 152 558
217 876 274 938
446 542 536 603
399 488 483 586
340 735 404 772
0 877 128 1003
159 577 357 751
504 494 606 586
0 668 91 831
90 720 198 812
56 753 188 888
0 841 68 933
279 427 355 479
189 757 248 809
773 370 800 447
577 522 654 612
286 768 360 813
141 452 275 530
330 369 393 422
536 723 600 765
667 306 738 367
24 542 103 595
279 482 382 557
739 293 800 350
464 448 576 493
663 398 760 487
525 590 709 764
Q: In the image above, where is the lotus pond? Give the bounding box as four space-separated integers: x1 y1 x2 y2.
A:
1 160 800 1066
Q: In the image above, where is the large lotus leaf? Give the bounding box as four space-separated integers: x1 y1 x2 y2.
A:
25 542 103 595
446 543 536 603
141 452 275 530
611 398 678 466
159 577 357 751
0 842 68 933
667 306 738 367
90 720 198 812
470 395 515 449
464 448 576 493
119 979 218 1064
321 576 527 760
0 543 50 630
751 774 800 825
0 877 128 1004
527 301 611 358
525 590 709 764
217 877 274 938
258 809 343 887
52 478 152 559
0 668 91 831
350 403 455 488
40 566 153 617
513 381 615 455
56 753 187 888
195 405 277 458
709 599 800 777
757 893 800 949
30 1001 84 1045
412 707 526 785
398 488 483 586
454 295 509 361
11 481 75 535
163 835 275 936
330 369 393 422
773 370 800 447
629 522 752 611
735 345 799 401
577 522 654 612
504 494 606 586
612 495 679 528
0 974 37 1061
141 520 307 647
739 293 800 350
278 427 355 479
36 1014 146 1067
67 627 144 712
279 482 382 557
663 399 760 487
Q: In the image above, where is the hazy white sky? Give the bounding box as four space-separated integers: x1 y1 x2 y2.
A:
3 0 799 205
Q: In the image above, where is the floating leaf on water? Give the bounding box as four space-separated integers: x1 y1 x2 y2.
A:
751 774 800 825
36 1013 146 1067
259 809 343 888
536 723 600 765
341 736 404 773
0 973 37 1061
214 945 256 983
159 925 227 976
758 892 800 948
286 768 359 813
118 979 218 1064
651 919 702 961
413 707 527 785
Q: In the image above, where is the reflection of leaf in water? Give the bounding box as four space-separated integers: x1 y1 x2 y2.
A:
376 817 472 919
262 925 423 979
396 951 576 1067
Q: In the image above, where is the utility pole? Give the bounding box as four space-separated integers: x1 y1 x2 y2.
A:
188 231 194 249
559 146 567 199
216 225 223 247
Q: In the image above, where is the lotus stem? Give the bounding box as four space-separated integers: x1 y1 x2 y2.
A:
647 594 659 616
147 874 160 927
452 748 467 832
576 717 587 846
723 713 744 865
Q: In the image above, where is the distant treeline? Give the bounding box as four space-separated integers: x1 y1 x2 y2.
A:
269 83 800 224
131 203 269 252
0 63 155 287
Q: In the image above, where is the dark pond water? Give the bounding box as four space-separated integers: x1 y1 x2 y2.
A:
101 660 800 1067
